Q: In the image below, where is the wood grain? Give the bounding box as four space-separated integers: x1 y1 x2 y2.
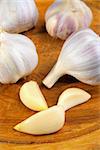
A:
0 0 100 149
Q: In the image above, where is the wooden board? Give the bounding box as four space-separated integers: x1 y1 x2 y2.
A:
0 0 100 149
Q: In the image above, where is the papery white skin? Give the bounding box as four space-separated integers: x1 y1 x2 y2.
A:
45 0 93 40
0 30 38 84
20 81 48 111
14 88 91 135
43 29 100 88
0 0 38 33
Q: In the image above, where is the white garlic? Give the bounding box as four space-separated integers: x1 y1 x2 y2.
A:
43 29 100 88
19 81 48 111
14 106 65 135
0 30 38 84
0 0 38 33
45 0 93 40
57 88 91 111
14 88 91 135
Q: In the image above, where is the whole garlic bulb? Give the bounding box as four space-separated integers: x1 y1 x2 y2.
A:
0 0 39 33
45 0 93 40
0 30 38 84
43 29 100 88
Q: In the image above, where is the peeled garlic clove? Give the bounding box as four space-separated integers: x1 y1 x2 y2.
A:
43 28 100 88
0 30 38 84
45 0 93 40
57 88 91 111
14 87 91 135
14 106 65 135
0 0 38 33
20 81 48 111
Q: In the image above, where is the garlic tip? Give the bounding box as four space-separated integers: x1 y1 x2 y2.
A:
14 124 21 132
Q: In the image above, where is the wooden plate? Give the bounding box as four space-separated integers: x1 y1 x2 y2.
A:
0 0 100 149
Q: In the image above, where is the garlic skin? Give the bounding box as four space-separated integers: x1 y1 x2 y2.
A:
43 29 100 88
14 88 91 135
0 30 38 84
45 0 93 40
0 0 38 33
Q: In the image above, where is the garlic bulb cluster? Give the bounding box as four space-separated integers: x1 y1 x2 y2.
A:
45 0 93 40
0 30 38 84
0 0 38 33
43 29 100 88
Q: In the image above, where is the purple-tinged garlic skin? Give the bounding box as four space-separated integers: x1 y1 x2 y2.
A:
43 29 100 88
45 0 93 40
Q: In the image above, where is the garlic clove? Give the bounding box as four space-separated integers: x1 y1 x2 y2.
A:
57 88 91 111
19 81 48 111
45 0 93 40
14 87 91 135
0 30 38 84
14 106 65 135
0 0 39 33
43 28 100 88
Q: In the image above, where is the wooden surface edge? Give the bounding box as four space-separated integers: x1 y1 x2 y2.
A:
0 129 100 150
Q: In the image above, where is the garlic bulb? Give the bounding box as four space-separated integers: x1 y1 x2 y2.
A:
45 0 93 40
43 29 100 88
0 0 38 33
14 88 91 135
0 30 38 84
